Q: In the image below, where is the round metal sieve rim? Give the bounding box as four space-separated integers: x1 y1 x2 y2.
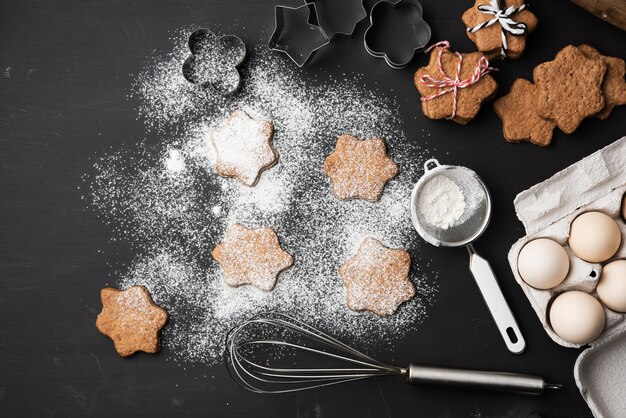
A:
410 159 492 247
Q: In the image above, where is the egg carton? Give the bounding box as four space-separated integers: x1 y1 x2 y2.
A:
508 136 626 418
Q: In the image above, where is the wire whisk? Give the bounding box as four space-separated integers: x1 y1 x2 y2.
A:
225 312 561 395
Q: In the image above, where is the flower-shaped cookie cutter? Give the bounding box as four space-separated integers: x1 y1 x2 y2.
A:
304 0 367 39
182 28 246 96
364 0 431 69
268 3 330 68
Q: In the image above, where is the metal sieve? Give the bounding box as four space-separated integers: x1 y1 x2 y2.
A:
410 159 526 354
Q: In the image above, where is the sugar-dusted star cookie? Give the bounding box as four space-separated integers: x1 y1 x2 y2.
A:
494 79 555 146
212 223 294 291
578 44 626 120
533 45 606 134
210 109 277 186
323 134 398 202
96 285 169 357
462 0 537 60
339 238 415 317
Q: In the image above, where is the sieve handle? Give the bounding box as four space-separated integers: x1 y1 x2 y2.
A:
423 158 441 172
467 245 526 354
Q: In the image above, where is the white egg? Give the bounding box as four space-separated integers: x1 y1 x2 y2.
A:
517 238 569 289
549 291 605 345
568 211 621 263
597 260 626 313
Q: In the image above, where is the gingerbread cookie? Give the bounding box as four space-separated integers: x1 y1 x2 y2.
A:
323 134 398 202
578 44 626 120
212 223 293 291
210 109 277 186
462 0 537 60
339 238 415 317
533 45 606 134
96 285 169 357
414 41 497 124
494 79 556 146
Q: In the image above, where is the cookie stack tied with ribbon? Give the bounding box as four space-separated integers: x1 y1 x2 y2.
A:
462 0 537 60
494 45 626 147
414 41 498 124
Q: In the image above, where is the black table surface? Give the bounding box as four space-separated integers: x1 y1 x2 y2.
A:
1 0 625 416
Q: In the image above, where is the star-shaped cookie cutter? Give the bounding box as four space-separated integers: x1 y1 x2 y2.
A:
182 28 247 96
304 0 367 39
364 0 431 69
268 3 331 67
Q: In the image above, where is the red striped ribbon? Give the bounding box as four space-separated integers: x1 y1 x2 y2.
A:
419 41 494 120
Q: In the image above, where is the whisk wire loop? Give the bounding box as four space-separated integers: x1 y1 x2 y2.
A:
226 312 402 393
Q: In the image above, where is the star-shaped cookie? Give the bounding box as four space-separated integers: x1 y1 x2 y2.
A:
494 79 555 146
414 46 498 124
533 45 606 134
96 285 169 357
323 134 398 202
210 109 278 186
212 223 294 291
462 0 537 60
578 44 626 120
339 238 415 317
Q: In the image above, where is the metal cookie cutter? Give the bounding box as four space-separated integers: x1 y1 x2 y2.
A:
182 28 246 96
364 0 431 69
304 0 367 39
268 3 330 67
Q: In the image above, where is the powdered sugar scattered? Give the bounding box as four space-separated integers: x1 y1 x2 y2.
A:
164 148 186 175
87 30 439 365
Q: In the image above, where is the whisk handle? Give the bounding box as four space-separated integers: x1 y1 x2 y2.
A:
407 364 548 395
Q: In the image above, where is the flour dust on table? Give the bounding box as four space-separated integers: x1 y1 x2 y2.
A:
86 29 439 365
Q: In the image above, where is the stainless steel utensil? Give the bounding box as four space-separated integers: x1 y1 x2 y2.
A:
363 0 431 69
268 4 331 67
410 159 526 354
181 28 246 96
226 312 559 394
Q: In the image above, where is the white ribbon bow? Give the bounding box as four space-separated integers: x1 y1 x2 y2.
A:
468 0 528 58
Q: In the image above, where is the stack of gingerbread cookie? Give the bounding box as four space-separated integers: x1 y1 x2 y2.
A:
495 45 626 146
462 0 537 60
414 41 498 125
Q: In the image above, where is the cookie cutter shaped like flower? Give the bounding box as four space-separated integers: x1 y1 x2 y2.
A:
364 0 431 69
268 3 331 68
304 0 367 39
182 28 246 96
